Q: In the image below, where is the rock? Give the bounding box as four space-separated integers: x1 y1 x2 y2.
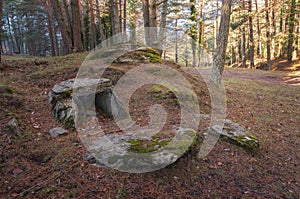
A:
113 47 161 64
7 118 23 138
12 169 23 175
49 127 68 137
95 88 128 119
84 128 197 173
84 152 97 164
48 78 127 130
207 120 259 153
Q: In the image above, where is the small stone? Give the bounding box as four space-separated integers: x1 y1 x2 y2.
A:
49 127 68 137
7 118 23 138
12 169 23 175
217 162 223 166
84 152 96 164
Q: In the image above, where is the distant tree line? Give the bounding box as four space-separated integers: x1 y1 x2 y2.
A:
0 0 299 69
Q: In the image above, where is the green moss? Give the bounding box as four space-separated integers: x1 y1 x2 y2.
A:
222 135 259 153
127 136 171 153
5 87 13 94
146 52 161 63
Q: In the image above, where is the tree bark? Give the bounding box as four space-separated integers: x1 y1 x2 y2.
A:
287 0 296 62
214 0 219 51
255 0 262 58
159 0 168 56
109 0 121 35
95 0 105 45
71 0 83 52
210 0 232 85
63 0 73 44
51 0 73 54
198 0 204 66
142 0 158 49
241 0 247 68
190 0 197 67
88 0 97 50
248 0 254 68
0 0 3 61
265 0 272 70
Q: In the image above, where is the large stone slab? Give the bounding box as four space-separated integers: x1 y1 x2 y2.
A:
48 78 127 130
85 128 198 173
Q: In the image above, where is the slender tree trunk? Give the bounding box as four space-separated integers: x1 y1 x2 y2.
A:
159 0 168 56
95 0 105 44
110 0 121 36
142 0 158 49
190 0 197 67
214 0 219 51
255 0 262 58
47 11 56 56
210 0 232 85
51 0 73 54
241 0 247 68
63 0 73 44
0 0 3 61
123 0 127 34
198 0 204 66
89 0 96 50
71 0 83 52
294 4 299 58
6 15 16 53
287 0 296 62
248 0 254 68
265 0 272 70
175 18 178 63
271 0 277 59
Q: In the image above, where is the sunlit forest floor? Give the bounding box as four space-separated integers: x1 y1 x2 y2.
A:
0 53 299 198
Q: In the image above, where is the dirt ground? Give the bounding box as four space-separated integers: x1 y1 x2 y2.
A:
0 54 299 198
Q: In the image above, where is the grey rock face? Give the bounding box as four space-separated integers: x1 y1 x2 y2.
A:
49 127 68 137
48 78 127 130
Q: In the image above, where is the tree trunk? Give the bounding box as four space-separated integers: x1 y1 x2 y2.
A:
287 0 296 62
63 0 73 44
210 0 232 85
51 0 73 54
123 0 127 33
89 0 97 50
159 0 168 56
142 0 158 49
0 0 2 62
241 0 247 68
190 0 197 67
214 0 219 51
248 0 254 68
198 0 204 66
265 0 272 70
109 0 121 36
271 0 277 59
95 0 105 44
255 0 261 58
278 0 284 57
71 0 83 52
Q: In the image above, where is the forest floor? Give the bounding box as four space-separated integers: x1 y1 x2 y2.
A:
0 53 299 198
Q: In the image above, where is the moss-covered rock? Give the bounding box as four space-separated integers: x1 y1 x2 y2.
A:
114 47 161 64
212 120 260 153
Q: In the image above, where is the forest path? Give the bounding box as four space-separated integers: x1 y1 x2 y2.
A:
185 61 300 86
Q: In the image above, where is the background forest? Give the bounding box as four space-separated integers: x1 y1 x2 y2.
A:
0 0 299 68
